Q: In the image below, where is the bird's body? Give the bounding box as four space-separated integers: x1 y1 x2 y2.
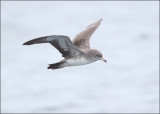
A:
66 55 94 66
23 19 106 70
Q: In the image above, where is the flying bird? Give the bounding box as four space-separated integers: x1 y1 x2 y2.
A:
23 19 106 70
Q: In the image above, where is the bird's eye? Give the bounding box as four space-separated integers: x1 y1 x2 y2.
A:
96 55 99 57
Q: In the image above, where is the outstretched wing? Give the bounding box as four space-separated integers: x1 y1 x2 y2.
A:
23 35 84 58
72 19 102 49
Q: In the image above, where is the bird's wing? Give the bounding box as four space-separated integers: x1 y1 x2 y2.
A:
72 19 102 49
23 35 84 58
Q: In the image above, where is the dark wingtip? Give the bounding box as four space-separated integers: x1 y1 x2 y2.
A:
23 42 28 45
47 65 51 69
23 41 33 45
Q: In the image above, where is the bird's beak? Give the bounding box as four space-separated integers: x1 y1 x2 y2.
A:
100 58 107 63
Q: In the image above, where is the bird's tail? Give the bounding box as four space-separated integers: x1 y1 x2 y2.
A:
47 61 66 70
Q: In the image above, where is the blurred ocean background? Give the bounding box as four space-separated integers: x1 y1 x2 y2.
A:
1 1 159 113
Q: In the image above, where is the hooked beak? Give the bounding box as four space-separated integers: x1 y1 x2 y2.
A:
100 58 107 63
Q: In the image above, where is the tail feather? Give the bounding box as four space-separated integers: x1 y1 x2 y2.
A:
47 61 65 70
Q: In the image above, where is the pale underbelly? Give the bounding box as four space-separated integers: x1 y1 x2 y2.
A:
66 58 93 66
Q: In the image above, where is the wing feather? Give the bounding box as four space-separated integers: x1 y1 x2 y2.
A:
23 35 84 58
72 19 102 49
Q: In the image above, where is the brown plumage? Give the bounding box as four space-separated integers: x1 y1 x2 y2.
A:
23 19 106 70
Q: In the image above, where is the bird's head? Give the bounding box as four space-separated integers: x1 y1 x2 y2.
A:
87 49 107 62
